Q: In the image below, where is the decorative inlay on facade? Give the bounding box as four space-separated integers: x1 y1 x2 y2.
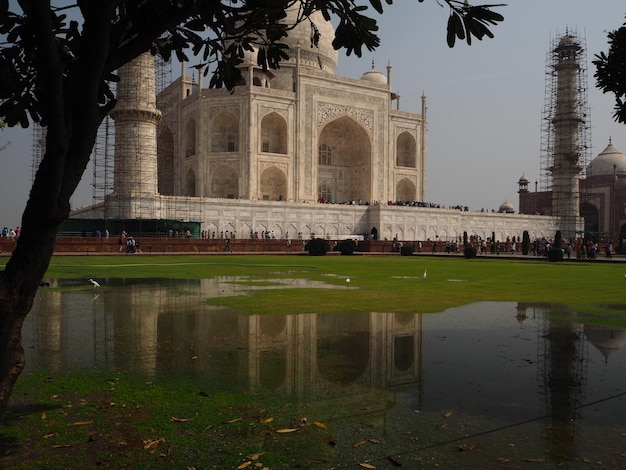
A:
209 159 241 173
317 102 373 133
260 106 289 120
208 105 241 120
396 127 417 139
260 161 288 174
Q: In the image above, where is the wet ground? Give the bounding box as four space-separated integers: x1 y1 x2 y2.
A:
21 278 626 468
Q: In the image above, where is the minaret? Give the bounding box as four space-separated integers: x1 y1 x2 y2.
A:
551 34 582 232
110 52 161 218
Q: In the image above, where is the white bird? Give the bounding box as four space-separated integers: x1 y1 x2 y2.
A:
346 278 351 287
423 269 427 280
89 278 100 288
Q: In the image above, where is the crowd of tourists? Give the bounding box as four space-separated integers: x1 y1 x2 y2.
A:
1 227 20 239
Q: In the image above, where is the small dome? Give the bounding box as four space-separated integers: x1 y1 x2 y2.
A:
499 200 515 213
360 62 387 85
586 141 626 177
518 174 529 184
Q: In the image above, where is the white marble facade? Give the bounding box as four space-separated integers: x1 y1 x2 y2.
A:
72 6 568 241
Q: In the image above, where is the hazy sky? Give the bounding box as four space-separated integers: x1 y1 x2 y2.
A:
1 0 626 228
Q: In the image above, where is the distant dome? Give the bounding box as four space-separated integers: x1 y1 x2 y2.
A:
499 200 515 213
360 62 387 85
518 174 529 184
586 141 626 177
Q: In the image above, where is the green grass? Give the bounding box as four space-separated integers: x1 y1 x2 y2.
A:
2 254 626 468
34 254 626 318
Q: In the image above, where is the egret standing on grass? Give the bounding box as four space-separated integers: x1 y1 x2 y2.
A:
423 269 427 280
89 278 100 288
346 278 351 288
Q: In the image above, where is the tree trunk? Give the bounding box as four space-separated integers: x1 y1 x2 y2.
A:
0 305 28 417
0 195 69 417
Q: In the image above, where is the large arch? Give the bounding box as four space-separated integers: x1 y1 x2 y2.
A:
396 178 416 202
185 118 196 157
210 165 239 198
157 127 175 195
396 132 417 168
210 111 239 153
260 166 287 201
317 313 370 385
260 112 288 154
184 168 196 197
580 202 599 235
318 116 371 202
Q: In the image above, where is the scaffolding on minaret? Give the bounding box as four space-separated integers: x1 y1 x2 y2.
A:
539 30 591 237
540 30 592 193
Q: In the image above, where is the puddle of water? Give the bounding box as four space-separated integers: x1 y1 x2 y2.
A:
21 279 626 467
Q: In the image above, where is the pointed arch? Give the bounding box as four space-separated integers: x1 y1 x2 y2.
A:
210 165 239 198
580 202 599 234
260 166 287 201
318 116 371 202
185 168 196 197
260 113 288 154
396 178 416 202
396 132 417 168
157 127 175 195
210 111 239 153
185 118 196 157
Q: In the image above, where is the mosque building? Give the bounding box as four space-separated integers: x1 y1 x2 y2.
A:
70 5 560 243
519 140 626 241
518 32 626 244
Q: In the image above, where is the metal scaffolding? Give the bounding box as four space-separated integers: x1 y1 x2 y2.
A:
539 30 592 192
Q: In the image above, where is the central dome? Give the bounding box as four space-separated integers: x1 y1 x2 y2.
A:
281 5 338 72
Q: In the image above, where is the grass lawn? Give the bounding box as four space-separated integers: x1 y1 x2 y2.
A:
38 254 626 318
1 254 625 469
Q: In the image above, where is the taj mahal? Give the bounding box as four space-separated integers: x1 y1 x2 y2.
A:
71 7 564 242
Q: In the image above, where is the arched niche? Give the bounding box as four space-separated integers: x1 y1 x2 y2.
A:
396 178 416 202
580 202 599 234
210 165 239 198
396 132 417 168
210 111 239 153
185 118 196 157
185 168 196 197
260 166 287 201
157 127 175 195
260 112 288 154
318 116 371 202
317 313 369 385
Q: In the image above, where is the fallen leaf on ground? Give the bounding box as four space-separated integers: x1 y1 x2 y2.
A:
70 420 94 426
246 452 265 460
359 463 376 469
276 428 300 433
313 421 327 429
352 440 366 448
224 418 242 424
443 411 452 418
40 412 46 420
171 417 193 422
368 438 381 444
51 444 72 448
143 439 161 450
237 462 252 469
43 433 55 439
261 417 274 423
